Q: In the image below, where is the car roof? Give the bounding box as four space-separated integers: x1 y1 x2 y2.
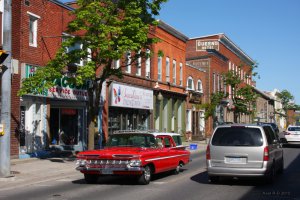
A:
112 130 180 136
215 123 269 128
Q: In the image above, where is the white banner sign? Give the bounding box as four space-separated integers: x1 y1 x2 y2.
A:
110 83 153 110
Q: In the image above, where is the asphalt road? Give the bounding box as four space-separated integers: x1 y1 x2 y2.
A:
1 146 300 200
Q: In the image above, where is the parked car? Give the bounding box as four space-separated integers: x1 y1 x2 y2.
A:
76 130 190 185
206 124 284 184
283 125 300 144
152 132 185 149
257 122 279 134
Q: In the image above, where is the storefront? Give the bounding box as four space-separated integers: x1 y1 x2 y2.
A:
108 82 153 135
19 65 88 157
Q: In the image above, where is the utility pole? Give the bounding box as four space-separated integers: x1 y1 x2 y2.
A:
0 0 12 178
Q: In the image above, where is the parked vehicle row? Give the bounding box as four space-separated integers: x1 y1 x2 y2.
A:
75 122 293 185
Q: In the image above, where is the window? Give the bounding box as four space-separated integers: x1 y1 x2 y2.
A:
136 50 141 76
113 59 120 69
62 34 83 66
187 76 194 90
126 51 131 73
179 63 183 86
145 49 151 78
166 57 170 82
28 12 40 47
172 60 176 84
197 80 203 93
158 56 162 81
213 73 216 93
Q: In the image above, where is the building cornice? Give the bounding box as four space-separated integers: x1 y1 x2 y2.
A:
157 20 189 42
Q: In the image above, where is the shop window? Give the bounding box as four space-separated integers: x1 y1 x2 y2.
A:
50 108 80 145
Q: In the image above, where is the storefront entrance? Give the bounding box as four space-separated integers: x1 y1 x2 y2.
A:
50 107 83 146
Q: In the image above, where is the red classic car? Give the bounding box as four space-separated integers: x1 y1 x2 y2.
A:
76 130 191 185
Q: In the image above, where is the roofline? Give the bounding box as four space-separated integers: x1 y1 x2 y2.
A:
186 63 207 72
49 0 75 11
157 20 189 42
253 87 275 101
189 33 224 40
189 33 255 66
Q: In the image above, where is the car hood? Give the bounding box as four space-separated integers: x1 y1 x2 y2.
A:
77 147 158 159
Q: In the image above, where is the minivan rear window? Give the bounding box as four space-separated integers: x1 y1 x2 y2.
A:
212 127 263 146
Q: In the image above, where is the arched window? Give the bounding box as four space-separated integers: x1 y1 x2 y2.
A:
187 76 194 90
197 80 203 93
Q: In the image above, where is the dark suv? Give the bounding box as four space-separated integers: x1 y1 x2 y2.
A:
206 124 284 183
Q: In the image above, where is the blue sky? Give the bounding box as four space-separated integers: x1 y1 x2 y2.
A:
61 0 300 104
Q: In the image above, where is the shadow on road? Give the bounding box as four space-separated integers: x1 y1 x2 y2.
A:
72 170 187 185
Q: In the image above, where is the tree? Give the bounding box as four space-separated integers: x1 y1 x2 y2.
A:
276 89 299 124
18 0 167 149
224 66 258 123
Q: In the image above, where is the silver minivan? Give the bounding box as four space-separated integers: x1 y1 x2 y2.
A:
206 124 284 183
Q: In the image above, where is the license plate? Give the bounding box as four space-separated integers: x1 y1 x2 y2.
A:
225 157 246 164
101 169 113 175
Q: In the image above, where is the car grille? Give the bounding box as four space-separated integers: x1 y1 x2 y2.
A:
86 159 129 169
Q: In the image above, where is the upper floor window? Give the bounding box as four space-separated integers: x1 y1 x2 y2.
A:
166 57 170 82
126 51 131 73
136 50 141 76
172 60 176 84
187 76 194 90
197 80 203 93
28 12 40 47
179 63 183 86
157 56 162 81
62 33 85 66
145 49 151 78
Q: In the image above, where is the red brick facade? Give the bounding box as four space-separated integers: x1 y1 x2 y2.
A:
10 0 74 157
186 34 255 137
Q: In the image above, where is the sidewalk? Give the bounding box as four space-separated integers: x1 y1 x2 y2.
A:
0 141 207 191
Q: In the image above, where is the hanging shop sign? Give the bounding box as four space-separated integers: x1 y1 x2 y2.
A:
25 64 88 101
110 83 153 110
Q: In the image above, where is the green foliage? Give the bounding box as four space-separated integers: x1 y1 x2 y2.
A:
203 91 227 119
276 89 300 113
19 0 167 99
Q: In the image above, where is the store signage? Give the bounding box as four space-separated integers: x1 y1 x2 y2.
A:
110 83 153 110
196 40 219 51
25 64 88 101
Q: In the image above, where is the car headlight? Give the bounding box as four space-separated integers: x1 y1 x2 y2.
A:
76 159 87 167
128 159 142 167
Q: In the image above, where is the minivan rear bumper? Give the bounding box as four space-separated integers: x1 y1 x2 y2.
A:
207 161 271 177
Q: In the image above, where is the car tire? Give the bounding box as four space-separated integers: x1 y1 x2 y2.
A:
138 165 152 185
173 163 182 175
208 176 219 184
84 174 99 184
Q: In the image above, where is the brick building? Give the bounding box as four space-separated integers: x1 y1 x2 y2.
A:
185 63 207 141
186 34 255 137
10 0 89 158
103 20 189 140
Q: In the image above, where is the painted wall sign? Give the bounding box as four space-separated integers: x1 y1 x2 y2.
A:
25 64 89 101
196 40 219 51
110 83 153 110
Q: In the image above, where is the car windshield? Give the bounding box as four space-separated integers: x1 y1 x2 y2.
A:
212 127 263 147
107 134 157 148
288 127 300 131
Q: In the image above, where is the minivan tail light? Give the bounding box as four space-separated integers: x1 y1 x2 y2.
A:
263 146 269 161
206 145 211 160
